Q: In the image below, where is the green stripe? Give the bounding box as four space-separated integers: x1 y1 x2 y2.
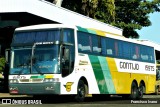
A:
98 56 116 94
77 26 88 33
30 76 44 79
89 55 108 94
77 26 97 35
88 30 97 35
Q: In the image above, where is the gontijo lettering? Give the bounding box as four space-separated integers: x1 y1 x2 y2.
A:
120 61 139 70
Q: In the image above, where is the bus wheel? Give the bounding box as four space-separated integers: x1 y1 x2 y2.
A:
75 80 86 102
137 83 144 99
155 86 159 95
130 82 138 99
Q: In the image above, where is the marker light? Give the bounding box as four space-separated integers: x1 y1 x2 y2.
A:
43 78 59 82
9 79 18 83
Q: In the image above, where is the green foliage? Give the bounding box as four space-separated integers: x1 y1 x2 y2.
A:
114 0 160 38
95 0 115 23
62 0 115 22
0 57 5 73
61 0 160 38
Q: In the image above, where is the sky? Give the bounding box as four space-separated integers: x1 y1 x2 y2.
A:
137 12 160 44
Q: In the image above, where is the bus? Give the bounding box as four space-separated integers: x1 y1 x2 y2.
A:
156 63 160 95
9 24 156 101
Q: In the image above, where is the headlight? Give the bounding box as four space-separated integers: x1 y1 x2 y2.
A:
9 79 18 83
43 78 59 82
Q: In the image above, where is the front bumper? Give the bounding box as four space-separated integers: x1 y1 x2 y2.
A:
9 82 60 95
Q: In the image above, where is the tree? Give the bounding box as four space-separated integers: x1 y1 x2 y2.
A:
49 0 160 38
95 0 115 24
62 0 115 23
114 0 160 38
0 57 5 74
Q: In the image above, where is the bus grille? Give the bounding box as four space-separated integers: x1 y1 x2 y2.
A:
19 79 30 82
19 79 43 83
31 79 43 82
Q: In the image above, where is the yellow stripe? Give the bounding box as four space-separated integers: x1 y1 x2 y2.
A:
45 75 54 79
88 28 123 37
96 31 106 36
106 57 119 93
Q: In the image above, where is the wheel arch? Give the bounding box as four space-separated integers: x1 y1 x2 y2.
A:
132 79 138 87
78 76 89 93
79 76 88 86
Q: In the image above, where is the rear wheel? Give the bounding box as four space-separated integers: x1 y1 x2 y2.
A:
130 82 138 99
137 83 144 99
75 80 87 102
155 86 159 95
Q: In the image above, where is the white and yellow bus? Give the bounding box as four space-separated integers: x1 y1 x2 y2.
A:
9 24 156 101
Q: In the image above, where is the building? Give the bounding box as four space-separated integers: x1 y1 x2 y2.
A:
0 0 122 56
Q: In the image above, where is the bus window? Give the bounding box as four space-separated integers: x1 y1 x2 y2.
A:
63 29 74 43
106 38 115 56
77 32 91 53
14 30 61 44
101 37 106 55
92 35 101 54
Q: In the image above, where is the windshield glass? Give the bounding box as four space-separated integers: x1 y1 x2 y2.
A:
11 48 31 74
13 30 60 44
32 45 59 74
10 45 59 74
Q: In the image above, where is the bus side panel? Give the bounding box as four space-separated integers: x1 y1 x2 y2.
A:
60 54 100 94
130 73 156 94
109 57 156 94
147 75 156 93
88 55 116 94
106 57 132 94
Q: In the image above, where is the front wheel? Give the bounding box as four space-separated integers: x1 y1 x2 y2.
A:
75 80 86 102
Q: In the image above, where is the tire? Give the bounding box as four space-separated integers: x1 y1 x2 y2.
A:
130 82 138 99
75 80 86 102
137 83 144 99
155 86 159 95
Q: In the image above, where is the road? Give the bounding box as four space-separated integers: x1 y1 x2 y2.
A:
0 93 160 107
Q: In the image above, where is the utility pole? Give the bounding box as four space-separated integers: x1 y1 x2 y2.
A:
53 0 63 7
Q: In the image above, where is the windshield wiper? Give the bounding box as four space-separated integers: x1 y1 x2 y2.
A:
17 64 28 75
18 67 25 75
32 63 44 75
16 63 27 68
18 59 31 75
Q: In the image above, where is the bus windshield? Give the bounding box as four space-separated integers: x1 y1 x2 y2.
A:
10 44 60 74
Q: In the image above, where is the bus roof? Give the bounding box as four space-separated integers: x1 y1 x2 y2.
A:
15 24 154 48
137 40 160 51
15 24 76 31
